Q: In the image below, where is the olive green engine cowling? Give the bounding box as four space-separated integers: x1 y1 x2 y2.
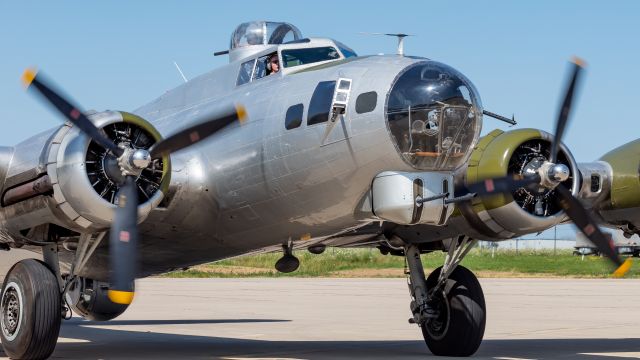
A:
465 128 545 211
455 128 576 239
599 138 640 210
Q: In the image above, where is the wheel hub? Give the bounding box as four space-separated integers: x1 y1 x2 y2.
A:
424 290 450 341
1 284 22 339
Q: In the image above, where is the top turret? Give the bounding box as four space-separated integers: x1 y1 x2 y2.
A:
228 21 303 63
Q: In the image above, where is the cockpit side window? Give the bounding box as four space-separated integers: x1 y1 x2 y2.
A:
252 55 269 81
281 47 341 68
237 59 255 86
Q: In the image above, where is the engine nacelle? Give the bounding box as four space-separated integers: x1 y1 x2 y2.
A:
0 111 171 235
65 277 131 321
599 139 640 210
455 128 580 239
47 111 171 232
583 139 640 235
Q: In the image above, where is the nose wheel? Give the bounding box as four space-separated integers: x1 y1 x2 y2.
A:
421 265 486 356
404 238 486 357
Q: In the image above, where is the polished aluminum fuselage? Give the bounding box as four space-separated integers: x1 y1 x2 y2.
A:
127 55 423 274
92 55 423 276
3 52 638 279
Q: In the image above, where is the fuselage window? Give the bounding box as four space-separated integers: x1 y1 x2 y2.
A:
237 59 255 86
285 104 304 130
355 91 377 114
307 81 336 126
282 47 340 68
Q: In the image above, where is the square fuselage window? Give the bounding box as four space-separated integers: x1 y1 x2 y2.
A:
285 104 304 130
355 91 377 114
307 81 336 126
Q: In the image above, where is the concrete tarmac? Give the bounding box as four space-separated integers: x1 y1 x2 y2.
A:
1 273 639 359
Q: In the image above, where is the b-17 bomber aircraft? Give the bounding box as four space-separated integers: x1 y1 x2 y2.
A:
1 21 639 359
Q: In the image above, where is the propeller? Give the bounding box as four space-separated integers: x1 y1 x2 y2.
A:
466 58 632 277
466 174 541 197
21 69 124 157
22 68 247 303
550 57 584 164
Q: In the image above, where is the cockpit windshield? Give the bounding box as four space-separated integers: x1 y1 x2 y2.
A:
281 47 341 68
335 41 357 58
385 61 482 171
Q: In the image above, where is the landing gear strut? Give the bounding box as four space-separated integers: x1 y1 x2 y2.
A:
405 236 486 357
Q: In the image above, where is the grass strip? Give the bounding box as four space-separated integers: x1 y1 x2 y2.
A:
162 248 639 278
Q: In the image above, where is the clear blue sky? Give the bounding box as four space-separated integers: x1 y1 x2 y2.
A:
1 1 638 239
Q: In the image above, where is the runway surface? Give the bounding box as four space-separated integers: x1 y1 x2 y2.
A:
1 253 639 359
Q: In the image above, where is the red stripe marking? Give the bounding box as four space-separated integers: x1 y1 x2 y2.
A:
484 179 495 192
70 108 80 119
119 231 130 243
189 131 200 143
583 224 595 236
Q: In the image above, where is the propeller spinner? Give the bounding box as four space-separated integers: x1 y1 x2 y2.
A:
22 68 247 304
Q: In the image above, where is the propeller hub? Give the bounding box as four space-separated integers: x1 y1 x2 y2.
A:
538 161 570 189
548 163 570 182
131 149 152 169
116 147 152 177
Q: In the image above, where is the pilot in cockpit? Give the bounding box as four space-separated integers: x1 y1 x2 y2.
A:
267 53 280 75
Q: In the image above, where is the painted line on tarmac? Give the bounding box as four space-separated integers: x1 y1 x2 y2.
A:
57 337 90 343
221 358 305 360
581 353 640 358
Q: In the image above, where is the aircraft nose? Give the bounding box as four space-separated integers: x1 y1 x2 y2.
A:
385 61 483 171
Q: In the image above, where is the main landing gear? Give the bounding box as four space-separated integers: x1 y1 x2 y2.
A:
1 259 61 360
1 231 127 360
404 236 486 357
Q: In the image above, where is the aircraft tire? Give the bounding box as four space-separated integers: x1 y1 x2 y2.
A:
0 259 61 360
421 265 485 357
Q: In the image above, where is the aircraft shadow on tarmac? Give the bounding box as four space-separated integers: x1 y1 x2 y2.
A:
1 318 639 359
68 318 290 326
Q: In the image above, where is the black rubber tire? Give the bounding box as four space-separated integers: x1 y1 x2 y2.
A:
1 259 61 360
421 265 486 357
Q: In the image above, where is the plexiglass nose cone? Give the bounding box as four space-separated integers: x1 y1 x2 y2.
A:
386 61 483 171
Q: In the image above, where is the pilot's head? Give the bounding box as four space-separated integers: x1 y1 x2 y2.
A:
268 54 280 74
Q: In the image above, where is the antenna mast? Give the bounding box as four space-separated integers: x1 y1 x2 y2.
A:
173 61 188 83
359 32 414 56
